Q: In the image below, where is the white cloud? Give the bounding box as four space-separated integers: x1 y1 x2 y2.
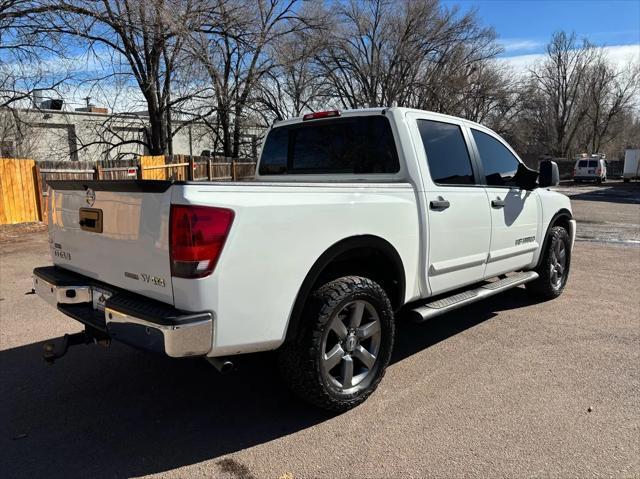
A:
499 39 544 54
497 44 640 75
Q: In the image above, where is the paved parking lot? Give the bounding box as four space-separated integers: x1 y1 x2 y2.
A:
1 183 639 478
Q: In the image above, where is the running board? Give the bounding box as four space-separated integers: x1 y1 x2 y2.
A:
408 271 539 323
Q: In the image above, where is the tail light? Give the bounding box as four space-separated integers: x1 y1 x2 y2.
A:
596 168 601 175
170 205 234 278
573 169 576 176
302 110 341 121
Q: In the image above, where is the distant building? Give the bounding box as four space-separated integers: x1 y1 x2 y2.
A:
0 102 265 162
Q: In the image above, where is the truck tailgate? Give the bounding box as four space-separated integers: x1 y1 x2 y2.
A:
47 181 174 304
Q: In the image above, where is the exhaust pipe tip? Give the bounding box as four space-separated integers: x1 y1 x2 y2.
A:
207 357 235 374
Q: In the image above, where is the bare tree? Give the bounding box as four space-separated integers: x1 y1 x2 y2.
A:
582 58 639 153
51 0 207 155
188 0 310 158
253 26 329 123
0 108 40 157
0 1 65 107
527 32 598 158
313 0 499 110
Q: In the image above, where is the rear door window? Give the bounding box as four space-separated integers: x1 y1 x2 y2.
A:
259 116 400 175
588 160 598 167
417 120 475 185
578 160 588 167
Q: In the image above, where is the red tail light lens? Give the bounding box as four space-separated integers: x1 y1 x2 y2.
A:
302 110 341 121
170 205 234 278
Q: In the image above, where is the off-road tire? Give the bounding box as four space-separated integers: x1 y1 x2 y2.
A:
278 276 395 412
526 226 571 300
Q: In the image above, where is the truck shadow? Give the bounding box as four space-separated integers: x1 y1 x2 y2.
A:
1 287 536 479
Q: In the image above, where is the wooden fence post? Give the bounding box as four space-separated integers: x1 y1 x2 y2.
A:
93 165 102 180
232 160 237 181
188 155 195 181
137 157 144 180
207 158 212 180
33 164 45 222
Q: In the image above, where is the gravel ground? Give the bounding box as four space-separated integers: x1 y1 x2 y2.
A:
0 222 47 243
554 181 640 245
1 187 639 479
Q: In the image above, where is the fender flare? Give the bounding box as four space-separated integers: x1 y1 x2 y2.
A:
535 208 573 269
283 235 406 344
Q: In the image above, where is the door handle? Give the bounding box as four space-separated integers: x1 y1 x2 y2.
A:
491 198 505 208
430 198 450 210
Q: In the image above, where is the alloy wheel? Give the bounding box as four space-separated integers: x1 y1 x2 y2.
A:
320 300 382 393
549 237 567 289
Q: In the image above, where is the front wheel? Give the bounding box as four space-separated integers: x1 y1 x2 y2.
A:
278 276 395 412
526 226 571 300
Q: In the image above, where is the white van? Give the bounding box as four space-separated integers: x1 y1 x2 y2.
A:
623 149 640 182
573 155 607 183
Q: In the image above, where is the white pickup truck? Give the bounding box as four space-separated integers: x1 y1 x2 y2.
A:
33 108 575 411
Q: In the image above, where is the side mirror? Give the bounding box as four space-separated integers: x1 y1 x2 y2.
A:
539 160 560 188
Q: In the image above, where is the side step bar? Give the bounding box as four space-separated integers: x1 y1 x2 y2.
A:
408 271 539 323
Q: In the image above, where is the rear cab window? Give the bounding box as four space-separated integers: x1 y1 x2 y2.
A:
259 116 400 175
578 160 588 167
588 160 598 167
416 120 475 185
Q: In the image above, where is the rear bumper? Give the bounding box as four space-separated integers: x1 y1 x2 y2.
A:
32 266 213 357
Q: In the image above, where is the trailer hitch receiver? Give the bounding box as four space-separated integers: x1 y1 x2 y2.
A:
43 327 110 365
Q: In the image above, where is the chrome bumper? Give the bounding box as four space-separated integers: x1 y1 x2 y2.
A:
104 307 213 358
32 266 213 358
33 274 92 307
569 219 577 251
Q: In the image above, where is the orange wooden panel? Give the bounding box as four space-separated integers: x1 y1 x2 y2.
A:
140 155 167 180
16 160 30 221
23 159 37 221
0 158 38 224
3 159 17 224
17 159 36 222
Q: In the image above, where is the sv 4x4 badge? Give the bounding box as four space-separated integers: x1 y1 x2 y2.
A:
124 271 166 287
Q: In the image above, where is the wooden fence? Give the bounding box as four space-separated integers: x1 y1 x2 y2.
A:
0 158 43 225
139 155 255 181
0 156 257 225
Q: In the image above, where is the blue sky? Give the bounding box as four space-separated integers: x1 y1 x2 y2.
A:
444 0 640 57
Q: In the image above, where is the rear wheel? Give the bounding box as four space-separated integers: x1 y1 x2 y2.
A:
526 226 571 300
278 276 395 412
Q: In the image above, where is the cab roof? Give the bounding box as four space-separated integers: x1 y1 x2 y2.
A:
272 107 489 131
